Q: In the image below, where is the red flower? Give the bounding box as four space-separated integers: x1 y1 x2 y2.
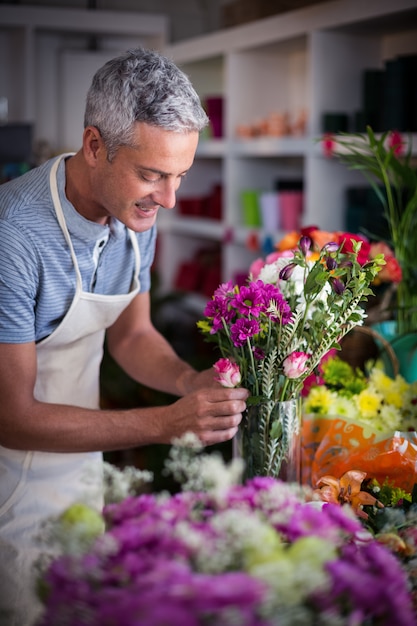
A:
370 242 402 284
388 130 405 156
336 232 371 265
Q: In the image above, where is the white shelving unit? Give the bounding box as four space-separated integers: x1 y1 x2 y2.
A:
158 0 417 295
0 4 167 152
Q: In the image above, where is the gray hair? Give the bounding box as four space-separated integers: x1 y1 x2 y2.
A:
84 47 209 159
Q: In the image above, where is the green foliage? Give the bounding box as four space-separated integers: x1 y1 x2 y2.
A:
335 127 417 334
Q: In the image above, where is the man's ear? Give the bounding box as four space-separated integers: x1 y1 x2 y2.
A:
83 126 104 165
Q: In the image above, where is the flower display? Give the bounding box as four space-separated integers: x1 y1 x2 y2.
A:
198 231 384 404
37 437 417 626
314 469 417 614
302 355 417 492
304 355 417 433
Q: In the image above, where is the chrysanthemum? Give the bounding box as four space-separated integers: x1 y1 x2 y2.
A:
303 386 333 414
230 318 260 347
368 367 392 393
328 394 358 420
370 369 407 410
231 282 265 317
354 388 383 419
378 404 403 432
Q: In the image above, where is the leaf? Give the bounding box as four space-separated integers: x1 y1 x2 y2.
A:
260 348 277 399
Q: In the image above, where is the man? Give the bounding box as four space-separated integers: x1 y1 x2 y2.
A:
0 47 248 625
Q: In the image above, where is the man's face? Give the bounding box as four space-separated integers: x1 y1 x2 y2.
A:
89 122 199 232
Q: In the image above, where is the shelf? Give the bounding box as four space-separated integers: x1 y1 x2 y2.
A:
0 5 167 146
158 215 225 241
231 137 314 157
156 0 417 296
196 140 227 157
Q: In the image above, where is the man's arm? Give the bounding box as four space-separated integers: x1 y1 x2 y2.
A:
106 290 214 396
0 294 247 452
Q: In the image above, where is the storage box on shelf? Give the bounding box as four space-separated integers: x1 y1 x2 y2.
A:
157 0 417 299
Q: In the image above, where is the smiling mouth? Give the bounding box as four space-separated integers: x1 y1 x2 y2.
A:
135 204 158 214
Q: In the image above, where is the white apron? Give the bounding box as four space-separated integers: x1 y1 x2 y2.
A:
0 155 141 626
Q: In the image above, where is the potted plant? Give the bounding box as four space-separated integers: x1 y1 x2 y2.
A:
334 127 417 337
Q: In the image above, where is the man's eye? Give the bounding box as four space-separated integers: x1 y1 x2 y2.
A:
141 173 161 183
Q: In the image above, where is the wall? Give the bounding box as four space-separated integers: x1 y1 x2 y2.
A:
0 0 225 42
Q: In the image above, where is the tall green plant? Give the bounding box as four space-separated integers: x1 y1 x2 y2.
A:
334 127 417 335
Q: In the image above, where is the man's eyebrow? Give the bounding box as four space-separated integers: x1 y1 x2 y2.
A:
140 166 167 175
140 165 189 177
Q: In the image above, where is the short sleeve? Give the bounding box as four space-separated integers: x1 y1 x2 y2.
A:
136 226 157 293
0 219 38 343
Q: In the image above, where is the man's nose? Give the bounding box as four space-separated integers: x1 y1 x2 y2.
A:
153 179 178 210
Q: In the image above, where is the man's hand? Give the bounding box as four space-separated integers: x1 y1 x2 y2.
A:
160 385 249 446
176 366 225 395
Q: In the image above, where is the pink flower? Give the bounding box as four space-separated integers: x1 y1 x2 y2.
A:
388 130 405 156
213 358 241 388
249 250 293 279
283 351 309 379
248 258 265 280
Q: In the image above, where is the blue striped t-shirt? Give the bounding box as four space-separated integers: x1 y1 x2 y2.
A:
0 155 156 343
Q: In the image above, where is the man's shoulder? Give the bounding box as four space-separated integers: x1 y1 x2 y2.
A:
0 158 55 220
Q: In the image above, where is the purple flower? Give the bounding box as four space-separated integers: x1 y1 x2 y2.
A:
37 475 416 626
279 262 297 281
323 241 339 253
258 282 292 324
230 318 260 347
330 277 345 295
231 283 265 317
325 256 337 270
213 280 235 298
324 541 416 626
299 235 312 256
253 347 265 360
203 294 235 333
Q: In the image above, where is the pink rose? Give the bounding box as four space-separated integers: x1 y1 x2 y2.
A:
283 351 309 379
213 358 241 388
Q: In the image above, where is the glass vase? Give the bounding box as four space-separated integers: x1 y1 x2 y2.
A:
233 398 301 482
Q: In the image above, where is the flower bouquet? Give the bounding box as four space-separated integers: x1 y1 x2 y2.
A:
198 229 384 479
302 355 417 491
36 437 416 626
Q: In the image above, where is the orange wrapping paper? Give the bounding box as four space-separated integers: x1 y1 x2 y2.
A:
301 414 417 493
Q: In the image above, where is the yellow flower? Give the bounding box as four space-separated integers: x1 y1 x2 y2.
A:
383 387 403 409
354 388 382 418
369 369 407 409
303 386 333 414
